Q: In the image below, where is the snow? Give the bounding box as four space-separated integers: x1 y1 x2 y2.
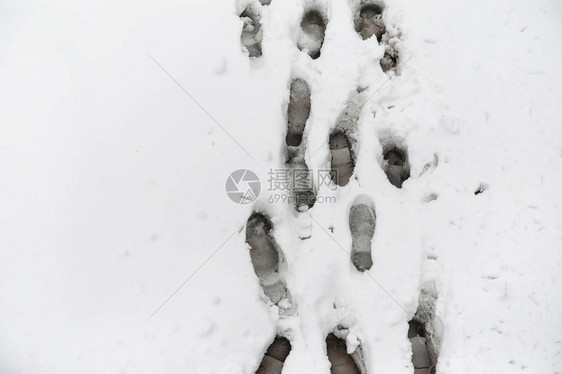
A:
1 0 561 373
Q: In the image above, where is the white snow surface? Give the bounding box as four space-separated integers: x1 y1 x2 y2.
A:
1 0 562 373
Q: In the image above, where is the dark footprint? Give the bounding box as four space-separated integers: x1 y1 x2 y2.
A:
284 152 316 212
246 212 289 304
284 78 316 211
256 336 292 374
354 3 386 42
326 333 360 374
259 0 272 5
329 131 355 187
383 145 410 188
409 286 440 374
328 89 364 187
285 145 316 211
286 78 311 147
297 9 327 59
349 197 376 272
287 157 316 211
240 7 263 58
295 185 316 210
408 319 437 374
380 43 398 72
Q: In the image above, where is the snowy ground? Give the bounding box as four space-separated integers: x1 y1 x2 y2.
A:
1 0 562 373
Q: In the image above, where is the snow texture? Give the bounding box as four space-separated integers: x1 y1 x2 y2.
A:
1 0 562 373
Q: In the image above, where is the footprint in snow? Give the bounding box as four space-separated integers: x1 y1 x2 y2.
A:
352 2 401 72
285 78 316 211
379 134 410 188
383 146 410 188
240 6 263 58
354 3 386 42
326 333 362 374
328 89 365 187
380 41 399 73
245 212 292 308
408 319 437 374
349 196 376 272
256 336 292 374
297 9 327 59
284 152 316 212
409 281 440 374
329 130 355 187
286 78 311 147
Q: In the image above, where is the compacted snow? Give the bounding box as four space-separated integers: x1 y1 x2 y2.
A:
1 0 562 373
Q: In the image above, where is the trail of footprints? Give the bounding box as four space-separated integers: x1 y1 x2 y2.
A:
239 1 438 373
239 0 398 71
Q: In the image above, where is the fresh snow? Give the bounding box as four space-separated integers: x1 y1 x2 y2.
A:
1 0 561 373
